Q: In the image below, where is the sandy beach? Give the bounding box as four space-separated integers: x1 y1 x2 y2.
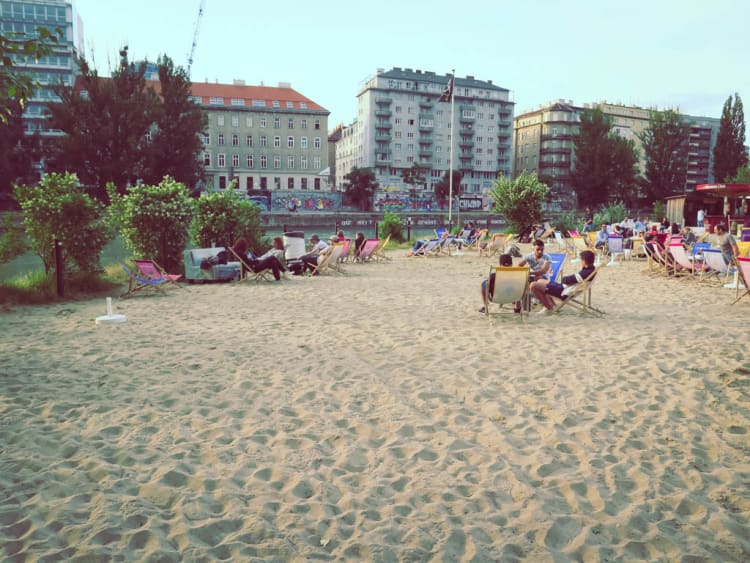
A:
1 245 749 561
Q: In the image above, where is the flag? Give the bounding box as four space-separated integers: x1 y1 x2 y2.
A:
439 76 453 102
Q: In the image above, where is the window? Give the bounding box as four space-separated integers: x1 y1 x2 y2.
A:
272 101 280 108
260 135 267 147
286 101 294 109
407 144 414 152
287 136 294 148
218 154 226 167
288 178 294 189
252 100 265 108
314 137 321 149
232 134 239 146
288 118 294 129
274 136 281 148
301 137 308 149
274 156 280 169
395 118 402 125
231 115 239 127
203 133 210 144
246 116 253 127
203 152 211 166
395 143 402 150
246 135 253 146
288 155 295 168
260 155 267 169
394 131 402 138
301 119 307 129
273 116 280 128
247 154 254 168
217 115 225 126
260 117 267 128
300 102 308 109
314 178 321 190
301 178 308 189
274 177 281 189
218 134 225 145
313 157 321 169
314 119 320 130
210 97 224 105
246 177 253 190
219 176 226 189
260 177 267 188
145 131 152 142
232 154 239 167
301 155 308 169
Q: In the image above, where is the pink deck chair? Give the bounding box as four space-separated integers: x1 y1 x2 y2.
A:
732 257 750 305
356 238 379 262
668 243 708 278
132 259 183 286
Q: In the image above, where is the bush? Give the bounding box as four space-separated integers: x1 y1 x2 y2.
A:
593 201 629 227
108 176 193 270
190 189 266 252
0 212 26 264
489 171 549 233
379 211 405 242
14 172 111 275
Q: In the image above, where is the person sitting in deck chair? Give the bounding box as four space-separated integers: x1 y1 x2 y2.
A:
232 238 285 281
530 250 596 313
301 234 333 274
518 239 551 282
479 253 518 313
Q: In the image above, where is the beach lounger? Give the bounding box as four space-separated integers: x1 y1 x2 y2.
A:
484 265 530 317
227 247 274 282
551 266 604 317
606 236 626 266
668 243 707 279
356 238 379 262
731 257 750 305
121 260 183 297
373 234 391 261
547 253 567 282
700 249 733 285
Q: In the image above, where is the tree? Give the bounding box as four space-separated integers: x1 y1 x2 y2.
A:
571 108 639 208
45 47 160 198
190 188 265 252
713 93 748 182
343 167 378 212
434 170 462 204
488 171 549 233
638 109 689 201
143 55 206 191
729 166 750 183
0 27 59 124
13 172 111 274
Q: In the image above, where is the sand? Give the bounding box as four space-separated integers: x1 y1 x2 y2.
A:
1 245 749 561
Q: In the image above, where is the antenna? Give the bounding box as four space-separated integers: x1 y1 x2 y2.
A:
186 0 206 78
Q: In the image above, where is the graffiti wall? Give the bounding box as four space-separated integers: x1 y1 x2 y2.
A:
271 192 342 212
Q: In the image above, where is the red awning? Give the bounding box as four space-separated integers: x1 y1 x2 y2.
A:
696 184 750 197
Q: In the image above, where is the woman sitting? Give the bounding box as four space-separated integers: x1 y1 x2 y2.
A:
231 238 284 281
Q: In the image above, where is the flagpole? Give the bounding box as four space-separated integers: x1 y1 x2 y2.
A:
448 69 455 229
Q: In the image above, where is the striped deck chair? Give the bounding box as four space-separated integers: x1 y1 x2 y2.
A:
551 266 604 317
356 238 379 262
731 257 750 305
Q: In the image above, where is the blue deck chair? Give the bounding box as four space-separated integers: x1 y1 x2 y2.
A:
120 261 172 297
547 253 567 282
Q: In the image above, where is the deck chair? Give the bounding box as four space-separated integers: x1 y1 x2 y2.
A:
132 259 182 287
551 266 604 317
310 245 340 275
357 238 379 262
467 229 488 251
701 249 733 285
479 233 506 257
569 236 589 264
668 243 707 279
547 253 567 282
417 238 443 257
373 234 391 261
227 247 274 282
553 230 569 253
120 261 179 297
338 238 352 263
737 241 750 258
484 265 530 317
731 257 750 305
606 236 625 266
325 243 346 273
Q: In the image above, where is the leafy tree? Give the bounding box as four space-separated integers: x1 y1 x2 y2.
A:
190 188 265 252
0 27 59 124
13 172 111 274
434 170 462 203
0 212 26 264
488 171 549 233
713 93 748 182
143 55 206 191
571 108 639 208
729 166 750 183
379 210 405 242
107 176 193 270
0 101 32 206
343 167 378 212
638 109 689 201
46 47 160 198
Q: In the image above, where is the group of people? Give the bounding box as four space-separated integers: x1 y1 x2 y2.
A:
480 238 597 314
230 230 372 279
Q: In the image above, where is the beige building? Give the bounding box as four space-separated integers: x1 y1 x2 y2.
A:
191 80 330 193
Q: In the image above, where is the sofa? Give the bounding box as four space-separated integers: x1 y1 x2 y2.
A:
183 247 241 282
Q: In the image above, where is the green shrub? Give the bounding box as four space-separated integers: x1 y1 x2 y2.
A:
107 176 193 270
489 171 549 233
14 172 111 275
379 211 405 242
593 201 629 227
0 212 26 264
190 189 266 252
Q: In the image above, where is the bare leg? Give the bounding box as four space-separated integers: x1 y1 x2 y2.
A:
530 280 554 310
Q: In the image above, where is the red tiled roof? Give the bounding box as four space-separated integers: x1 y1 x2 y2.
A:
187 81 327 112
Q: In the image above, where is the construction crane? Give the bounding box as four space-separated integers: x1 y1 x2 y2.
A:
186 0 206 78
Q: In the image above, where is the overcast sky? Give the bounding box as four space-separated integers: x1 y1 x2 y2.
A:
74 0 749 139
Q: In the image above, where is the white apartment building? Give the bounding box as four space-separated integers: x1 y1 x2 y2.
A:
343 67 514 203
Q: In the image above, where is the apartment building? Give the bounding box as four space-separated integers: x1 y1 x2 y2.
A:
191 80 330 193
0 0 83 173
513 100 721 209
344 67 514 204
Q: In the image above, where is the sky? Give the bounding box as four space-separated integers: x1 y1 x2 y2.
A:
73 0 750 138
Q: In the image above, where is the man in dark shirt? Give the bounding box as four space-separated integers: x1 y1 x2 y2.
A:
530 250 596 313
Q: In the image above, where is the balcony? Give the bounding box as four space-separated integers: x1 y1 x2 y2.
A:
419 148 433 157
459 139 474 149
540 133 574 141
377 153 392 164
419 99 433 109
540 147 572 156
375 108 392 118
539 160 570 169
376 122 391 130
418 122 434 132
419 138 433 146
375 96 392 105
375 133 392 142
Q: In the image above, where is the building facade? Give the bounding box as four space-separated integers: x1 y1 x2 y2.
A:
343 67 514 208
0 0 83 174
190 80 330 195
513 100 721 209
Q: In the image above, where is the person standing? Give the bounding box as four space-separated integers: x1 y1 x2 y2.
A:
713 223 739 265
697 208 705 228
